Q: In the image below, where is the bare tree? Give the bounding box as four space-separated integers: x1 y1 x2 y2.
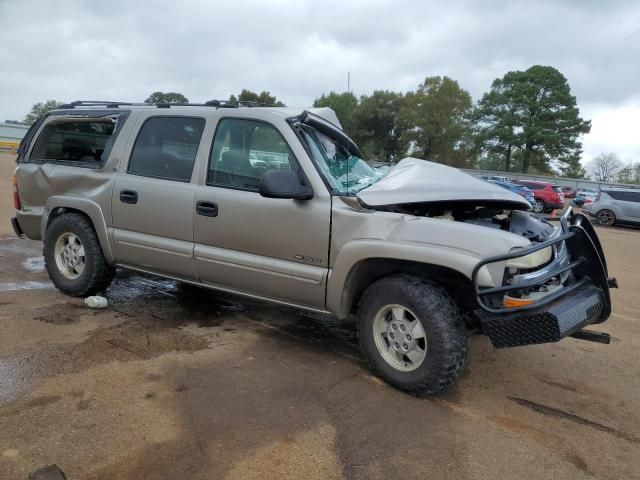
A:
587 153 623 182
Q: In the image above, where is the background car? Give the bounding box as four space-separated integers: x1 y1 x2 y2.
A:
584 188 640 226
576 188 599 203
490 175 510 182
513 180 564 213
488 180 535 206
561 186 576 198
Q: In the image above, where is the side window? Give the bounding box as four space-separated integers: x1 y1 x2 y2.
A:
207 118 297 191
30 116 119 165
605 191 622 200
128 116 205 182
611 191 640 202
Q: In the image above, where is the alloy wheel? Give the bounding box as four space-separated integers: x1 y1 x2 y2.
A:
54 232 86 280
372 304 427 372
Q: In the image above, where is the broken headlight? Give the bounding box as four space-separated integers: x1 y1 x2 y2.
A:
505 246 552 270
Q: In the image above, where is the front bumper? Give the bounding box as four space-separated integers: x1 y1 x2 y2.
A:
478 285 605 348
472 210 614 348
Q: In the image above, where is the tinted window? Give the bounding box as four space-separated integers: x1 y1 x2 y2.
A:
521 182 542 190
552 186 562 193
607 191 640 202
30 117 118 165
128 116 205 182
207 118 297 191
605 191 623 200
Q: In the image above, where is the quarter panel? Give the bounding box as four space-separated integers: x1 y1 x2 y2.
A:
44 196 115 263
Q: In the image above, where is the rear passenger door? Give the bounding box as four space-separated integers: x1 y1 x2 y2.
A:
111 115 206 280
618 192 640 221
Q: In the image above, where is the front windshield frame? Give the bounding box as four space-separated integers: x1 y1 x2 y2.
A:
292 122 385 196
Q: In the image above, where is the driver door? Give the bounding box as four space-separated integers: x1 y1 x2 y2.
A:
193 118 331 309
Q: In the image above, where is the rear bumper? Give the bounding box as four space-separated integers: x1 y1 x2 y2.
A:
546 201 565 209
12 211 42 240
472 210 614 348
10 217 24 238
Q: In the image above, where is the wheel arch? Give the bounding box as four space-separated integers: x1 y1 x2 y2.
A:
595 208 617 225
342 258 475 319
326 240 488 319
42 196 115 264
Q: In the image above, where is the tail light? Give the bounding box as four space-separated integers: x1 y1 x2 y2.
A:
12 175 21 210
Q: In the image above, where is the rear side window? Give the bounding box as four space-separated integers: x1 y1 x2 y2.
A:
552 186 562 193
30 116 118 165
128 116 205 182
607 191 640 202
605 191 623 200
207 118 297 191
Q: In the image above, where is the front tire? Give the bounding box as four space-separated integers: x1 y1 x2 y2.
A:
357 275 468 395
44 213 115 297
596 209 616 226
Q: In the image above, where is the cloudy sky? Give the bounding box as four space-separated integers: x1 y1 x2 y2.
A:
1 0 638 164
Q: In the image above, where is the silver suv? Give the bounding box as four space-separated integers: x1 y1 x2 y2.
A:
11 100 616 394
583 188 640 226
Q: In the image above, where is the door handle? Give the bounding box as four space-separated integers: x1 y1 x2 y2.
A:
196 201 218 217
120 190 138 204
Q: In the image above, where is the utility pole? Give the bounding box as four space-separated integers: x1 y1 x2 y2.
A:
347 72 350 94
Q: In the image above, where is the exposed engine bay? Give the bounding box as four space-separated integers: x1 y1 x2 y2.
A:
373 200 556 242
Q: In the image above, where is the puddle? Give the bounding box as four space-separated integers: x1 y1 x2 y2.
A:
0 280 53 292
32 302 94 325
22 256 45 272
106 275 247 328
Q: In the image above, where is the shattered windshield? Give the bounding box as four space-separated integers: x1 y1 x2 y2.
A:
301 127 387 194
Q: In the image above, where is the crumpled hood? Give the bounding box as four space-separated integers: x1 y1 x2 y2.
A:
357 158 531 208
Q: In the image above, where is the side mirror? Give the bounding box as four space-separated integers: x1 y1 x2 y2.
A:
259 170 313 200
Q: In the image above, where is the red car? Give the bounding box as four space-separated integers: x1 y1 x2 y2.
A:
513 180 565 213
561 186 577 198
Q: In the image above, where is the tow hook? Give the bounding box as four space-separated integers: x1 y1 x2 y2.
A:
607 277 619 289
570 329 611 344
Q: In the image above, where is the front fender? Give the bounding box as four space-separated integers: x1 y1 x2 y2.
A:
326 240 502 318
43 196 115 264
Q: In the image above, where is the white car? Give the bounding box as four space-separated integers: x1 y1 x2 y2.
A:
576 188 599 204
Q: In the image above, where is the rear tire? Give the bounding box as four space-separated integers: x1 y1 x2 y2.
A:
533 199 545 213
596 209 616 226
44 213 115 297
356 275 468 395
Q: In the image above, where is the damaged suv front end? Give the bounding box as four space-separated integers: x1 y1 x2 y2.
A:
290 110 615 390
473 208 615 348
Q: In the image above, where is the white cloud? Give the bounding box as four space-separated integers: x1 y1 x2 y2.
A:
0 0 638 163
581 99 640 165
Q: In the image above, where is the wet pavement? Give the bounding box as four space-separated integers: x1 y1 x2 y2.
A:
1 229 639 479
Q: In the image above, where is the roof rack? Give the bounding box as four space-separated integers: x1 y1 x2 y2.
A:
58 100 281 109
